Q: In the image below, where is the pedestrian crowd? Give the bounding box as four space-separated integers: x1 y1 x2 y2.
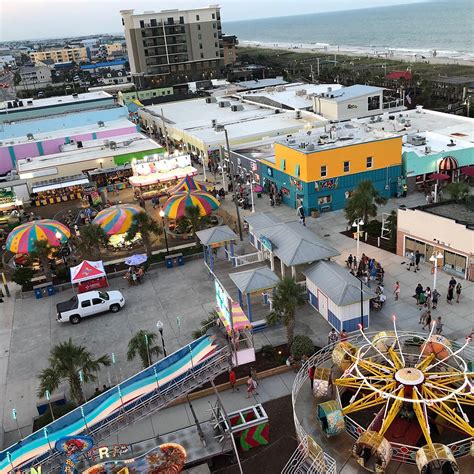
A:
346 253 385 287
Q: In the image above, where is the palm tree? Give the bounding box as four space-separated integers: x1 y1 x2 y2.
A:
31 239 53 281
126 212 162 259
185 205 201 237
344 180 387 226
37 339 111 405
446 182 470 203
266 277 307 348
127 330 162 368
77 224 109 260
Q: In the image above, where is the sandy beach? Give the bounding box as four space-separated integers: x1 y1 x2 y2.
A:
240 40 474 67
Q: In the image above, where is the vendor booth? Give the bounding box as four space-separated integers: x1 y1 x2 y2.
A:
87 165 133 193
70 260 108 293
31 175 90 206
0 188 23 227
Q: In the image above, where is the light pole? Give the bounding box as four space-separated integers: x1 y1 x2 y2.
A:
247 178 255 213
159 209 170 255
352 218 365 262
12 409 22 439
429 251 444 291
156 320 167 357
44 390 55 420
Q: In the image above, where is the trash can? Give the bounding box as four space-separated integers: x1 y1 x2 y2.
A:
177 254 184 266
47 286 55 296
165 256 173 269
34 288 43 299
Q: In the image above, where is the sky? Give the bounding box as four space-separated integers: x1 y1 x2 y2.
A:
0 0 427 42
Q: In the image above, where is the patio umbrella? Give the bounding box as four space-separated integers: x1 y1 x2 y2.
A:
461 166 474 177
124 254 147 266
429 173 450 181
6 219 71 254
93 204 142 235
163 191 220 219
169 175 207 194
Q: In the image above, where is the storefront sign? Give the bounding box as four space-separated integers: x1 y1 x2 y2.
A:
215 280 232 322
81 183 101 206
315 178 338 191
260 235 273 252
55 435 94 473
290 177 303 190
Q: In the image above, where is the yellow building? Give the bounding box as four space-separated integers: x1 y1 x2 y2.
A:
30 47 88 64
105 43 125 56
259 125 403 213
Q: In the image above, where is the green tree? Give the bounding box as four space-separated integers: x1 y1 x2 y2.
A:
31 239 53 281
446 182 470 203
12 266 35 287
127 330 162 368
77 224 109 260
344 181 388 226
37 339 111 406
184 205 201 237
290 335 315 359
266 277 307 347
386 210 398 248
126 212 162 259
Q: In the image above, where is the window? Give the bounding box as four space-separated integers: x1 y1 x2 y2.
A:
140 20 145 28
212 13 216 19
92 298 103 305
150 19 157 27
318 195 332 204
366 156 373 168
213 22 217 28
368 95 380 111
81 300 91 308
216 51 219 56
200 53 204 59
214 32 217 38
180 16 184 24
198 33 202 40
199 43 203 49
197 24 201 30
196 14 200 21
295 164 300 176
280 159 286 171
215 42 218 48
343 161 350 173
320 165 327 177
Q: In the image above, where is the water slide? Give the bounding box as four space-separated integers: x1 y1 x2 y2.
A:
0 333 230 473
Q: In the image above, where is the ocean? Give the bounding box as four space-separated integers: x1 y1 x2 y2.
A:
223 0 474 60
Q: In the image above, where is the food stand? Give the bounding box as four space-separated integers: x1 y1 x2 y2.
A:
70 260 108 294
0 188 23 227
30 175 89 206
87 165 133 193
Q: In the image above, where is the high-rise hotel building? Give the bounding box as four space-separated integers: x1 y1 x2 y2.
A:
121 6 224 89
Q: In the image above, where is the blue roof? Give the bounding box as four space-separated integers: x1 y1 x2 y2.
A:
80 60 127 70
326 85 384 102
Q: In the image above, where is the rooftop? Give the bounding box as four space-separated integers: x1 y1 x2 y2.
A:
356 107 474 143
234 77 288 91
319 84 384 102
18 134 161 173
276 121 398 154
229 266 280 294
402 131 473 156
195 225 238 246
413 202 474 228
305 261 374 306
239 82 343 110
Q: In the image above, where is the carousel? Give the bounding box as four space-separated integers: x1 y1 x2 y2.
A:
296 319 473 473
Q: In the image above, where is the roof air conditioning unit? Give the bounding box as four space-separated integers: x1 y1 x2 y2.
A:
26 157 32 162
231 104 244 112
205 97 212 104
27 133 34 140
327 87 332 94
218 100 231 107
72 93 78 98
295 89 306 96
306 144 315 151
109 141 117 150
27 100 33 105
211 119 217 128
288 139 296 144
425 146 431 154
104 139 109 147
295 110 302 119
98 121 105 127
215 125 225 132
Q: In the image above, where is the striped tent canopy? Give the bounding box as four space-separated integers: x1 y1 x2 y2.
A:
163 191 219 219
6 219 70 254
439 156 458 171
93 204 142 235
169 175 207 194
217 301 252 334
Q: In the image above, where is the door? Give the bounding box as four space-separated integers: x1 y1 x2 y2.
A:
317 289 329 320
80 299 94 317
92 297 107 315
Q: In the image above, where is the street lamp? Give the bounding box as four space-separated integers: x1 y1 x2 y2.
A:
246 178 256 213
156 320 167 357
429 251 444 291
158 209 170 255
55 231 68 268
352 218 365 262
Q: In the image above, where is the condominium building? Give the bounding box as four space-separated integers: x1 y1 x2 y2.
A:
29 47 88 64
121 6 224 88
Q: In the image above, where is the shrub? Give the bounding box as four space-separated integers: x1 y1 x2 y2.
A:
32 403 76 431
259 344 276 360
365 219 382 237
12 267 35 287
291 335 315 359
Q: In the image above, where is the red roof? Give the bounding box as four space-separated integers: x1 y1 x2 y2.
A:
70 260 106 283
386 71 413 80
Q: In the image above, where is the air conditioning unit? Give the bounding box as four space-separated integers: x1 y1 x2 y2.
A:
276 86 286 92
109 141 117 150
211 119 217 128
306 144 315 151
218 100 231 108
26 157 32 162
98 121 105 127
231 104 244 112
215 124 225 132
425 146 431 154
27 133 34 140
295 110 302 119
408 135 426 146
295 89 307 96
288 139 296 144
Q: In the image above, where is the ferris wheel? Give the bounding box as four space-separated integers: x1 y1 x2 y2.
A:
313 318 473 473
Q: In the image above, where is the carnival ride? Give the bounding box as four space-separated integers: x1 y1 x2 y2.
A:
287 318 473 474
0 331 232 474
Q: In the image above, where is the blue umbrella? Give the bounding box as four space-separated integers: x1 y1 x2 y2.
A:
124 254 147 266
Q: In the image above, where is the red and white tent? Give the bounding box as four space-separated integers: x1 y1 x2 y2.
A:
70 260 108 293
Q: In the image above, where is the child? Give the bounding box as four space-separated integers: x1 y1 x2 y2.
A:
456 283 462 303
246 375 258 398
422 311 432 331
435 317 444 335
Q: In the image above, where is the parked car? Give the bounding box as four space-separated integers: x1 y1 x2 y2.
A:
56 290 125 324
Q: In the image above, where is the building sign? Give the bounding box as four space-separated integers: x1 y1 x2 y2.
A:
266 167 273 177
347 104 358 109
55 435 94 473
215 279 232 324
260 235 273 252
315 178 338 192
290 177 303 190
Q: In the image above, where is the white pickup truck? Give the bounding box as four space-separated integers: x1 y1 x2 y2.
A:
56 290 125 324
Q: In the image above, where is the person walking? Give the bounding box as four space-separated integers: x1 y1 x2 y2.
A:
347 254 353 269
456 283 462 303
393 281 400 300
415 283 424 306
297 204 306 226
246 375 258 398
425 287 432 310
422 311 432 330
250 366 258 384
328 328 338 349
432 289 440 309
449 277 457 288
435 316 444 335
229 368 238 392
415 250 421 271
419 308 430 326
408 251 416 271
447 284 454 304
308 364 315 391
418 290 426 308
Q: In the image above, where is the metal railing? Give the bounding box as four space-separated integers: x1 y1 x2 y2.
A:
232 251 264 267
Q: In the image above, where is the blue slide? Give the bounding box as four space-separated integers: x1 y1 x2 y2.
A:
0 335 224 473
